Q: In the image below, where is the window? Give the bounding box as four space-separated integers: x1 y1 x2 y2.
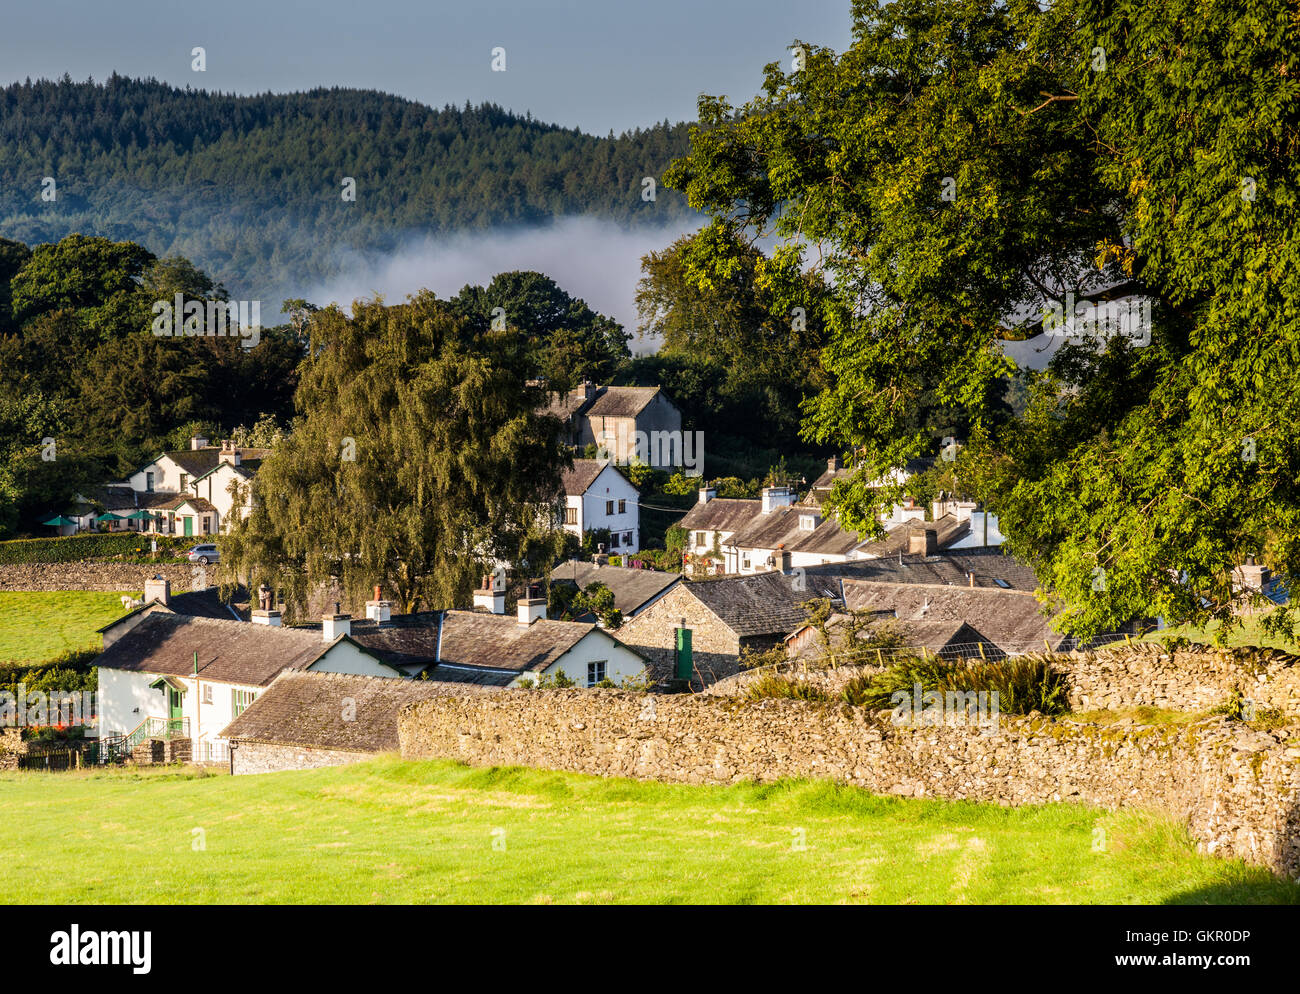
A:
587 661 607 687
624 532 633 547
202 685 213 704
695 531 705 547
618 499 626 514
610 532 620 549
605 500 615 515
565 506 578 525
799 514 817 531
180 473 189 492
232 689 256 718
145 472 154 492
742 555 751 570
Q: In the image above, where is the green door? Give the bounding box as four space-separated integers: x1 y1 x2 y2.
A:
168 688 184 733
183 516 193 536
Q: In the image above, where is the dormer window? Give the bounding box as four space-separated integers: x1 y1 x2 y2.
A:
799 514 818 531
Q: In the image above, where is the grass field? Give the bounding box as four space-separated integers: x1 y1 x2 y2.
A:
0 590 134 663
1138 610 1300 654
2 757 1296 904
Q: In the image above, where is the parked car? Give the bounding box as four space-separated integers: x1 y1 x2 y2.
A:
187 543 219 565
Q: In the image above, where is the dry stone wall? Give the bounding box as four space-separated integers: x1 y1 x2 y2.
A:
0 563 194 592
230 742 373 775
399 689 1300 879
706 644 1300 718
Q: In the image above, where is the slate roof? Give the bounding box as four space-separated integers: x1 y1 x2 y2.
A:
164 586 249 622
330 609 640 680
437 610 605 673
687 570 843 638
220 671 492 751
541 388 595 422
856 514 970 558
726 505 867 559
678 498 764 534
585 386 661 418
562 459 609 495
161 447 271 478
93 613 336 686
549 560 681 616
153 495 218 513
808 546 1041 592
839 579 1068 651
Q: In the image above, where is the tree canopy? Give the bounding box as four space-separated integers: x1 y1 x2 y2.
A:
665 0 1300 638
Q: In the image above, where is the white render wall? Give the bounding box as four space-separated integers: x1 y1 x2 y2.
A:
512 631 647 688
565 464 641 554
96 667 264 758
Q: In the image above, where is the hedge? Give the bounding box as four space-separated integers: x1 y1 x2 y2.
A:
0 533 197 565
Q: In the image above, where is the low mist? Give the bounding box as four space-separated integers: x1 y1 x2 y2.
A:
299 216 704 355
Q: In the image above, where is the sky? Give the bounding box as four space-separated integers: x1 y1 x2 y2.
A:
1 0 855 134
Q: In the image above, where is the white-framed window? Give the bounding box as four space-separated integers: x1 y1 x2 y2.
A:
202 685 213 704
145 472 155 492
565 506 578 525
232 689 256 718
799 514 816 531
587 661 607 687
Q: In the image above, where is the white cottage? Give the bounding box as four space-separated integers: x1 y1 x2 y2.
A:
560 459 641 555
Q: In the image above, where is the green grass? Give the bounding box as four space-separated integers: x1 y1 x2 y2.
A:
1 757 1295 904
1139 611 1300 654
0 590 134 663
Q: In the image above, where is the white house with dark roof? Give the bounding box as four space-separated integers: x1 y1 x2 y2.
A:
334 596 650 688
94 609 401 764
561 459 641 554
110 436 269 535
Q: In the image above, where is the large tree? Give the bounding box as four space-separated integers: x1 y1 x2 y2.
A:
449 271 631 389
222 293 572 617
665 0 1300 639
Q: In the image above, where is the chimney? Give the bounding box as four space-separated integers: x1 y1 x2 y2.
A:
760 485 796 515
968 571 976 587
517 585 547 626
323 603 351 641
219 440 241 466
827 455 839 473
144 575 170 606
472 575 506 615
190 435 209 451
365 584 393 624
698 485 716 505
1233 554 1271 594
908 528 938 557
251 609 282 627
777 546 793 575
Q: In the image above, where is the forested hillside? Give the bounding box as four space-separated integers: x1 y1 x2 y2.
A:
0 75 694 298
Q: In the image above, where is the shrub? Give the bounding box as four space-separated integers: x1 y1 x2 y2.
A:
841 655 1070 716
745 673 830 702
0 533 193 565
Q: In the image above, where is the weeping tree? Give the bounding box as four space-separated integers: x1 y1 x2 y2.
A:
222 292 571 619
666 0 1300 640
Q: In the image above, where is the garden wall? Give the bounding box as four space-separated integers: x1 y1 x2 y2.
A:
398 690 1300 879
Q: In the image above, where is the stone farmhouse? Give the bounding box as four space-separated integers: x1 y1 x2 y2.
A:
616 570 844 686
561 459 641 554
548 559 682 622
542 381 685 470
